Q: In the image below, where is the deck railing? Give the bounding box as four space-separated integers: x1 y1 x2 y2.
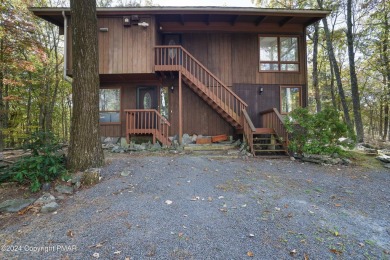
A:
260 108 289 149
241 109 256 155
125 109 171 146
155 45 247 126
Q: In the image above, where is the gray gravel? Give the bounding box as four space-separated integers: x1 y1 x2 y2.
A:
0 154 389 259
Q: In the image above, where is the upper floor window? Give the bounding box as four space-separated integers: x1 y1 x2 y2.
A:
259 36 299 72
99 88 120 123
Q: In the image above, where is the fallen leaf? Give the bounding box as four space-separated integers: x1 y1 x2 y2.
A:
248 233 255 238
89 241 107 248
92 252 99 258
125 257 130 260
334 231 339 236
66 230 74 237
334 204 342 207
165 200 173 205
358 242 365 247
241 204 247 208
218 196 224 199
247 251 254 257
114 251 121 255
304 253 309 260
329 249 342 255
384 250 389 255
308 210 314 214
208 197 213 202
219 208 227 212
178 232 184 237
275 207 281 211
290 249 297 255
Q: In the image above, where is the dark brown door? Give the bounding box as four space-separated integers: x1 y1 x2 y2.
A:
163 34 182 65
137 87 158 129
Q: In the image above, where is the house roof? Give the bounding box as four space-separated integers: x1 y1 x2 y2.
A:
30 6 329 28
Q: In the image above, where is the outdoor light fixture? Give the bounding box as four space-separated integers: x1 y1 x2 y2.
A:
138 22 149 27
99 28 109 32
170 85 174 93
259 87 264 95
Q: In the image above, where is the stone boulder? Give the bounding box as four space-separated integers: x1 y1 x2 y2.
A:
0 198 35 213
377 154 390 163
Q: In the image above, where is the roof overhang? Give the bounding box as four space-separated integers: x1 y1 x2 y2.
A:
30 6 330 28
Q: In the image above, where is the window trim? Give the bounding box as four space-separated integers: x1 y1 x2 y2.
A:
279 85 302 114
99 87 121 125
258 35 300 73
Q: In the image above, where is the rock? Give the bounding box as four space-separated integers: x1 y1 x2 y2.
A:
377 155 390 163
120 170 132 177
81 168 101 186
41 202 59 213
172 140 179 149
0 198 35 213
290 156 295 161
134 144 146 151
111 145 123 153
151 142 162 151
142 142 152 150
182 133 192 145
103 137 119 144
35 193 56 205
71 176 82 184
102 143 115 149
120 138 130 149
342 158 352 165
191 134 198 142
41 182 51 191
384 164 390 169
55 185 74 194
233 139 241 147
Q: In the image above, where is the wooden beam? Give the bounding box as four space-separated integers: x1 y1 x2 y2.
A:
179 71 183 144
231 15 240 26
179 14 185 25
206 14 211 25
255 15 267 26
279 16 294 27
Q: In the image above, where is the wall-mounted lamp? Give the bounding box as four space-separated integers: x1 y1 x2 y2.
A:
259 87 264 95
99 28 109 32
138 22 149 27
170 85 174 93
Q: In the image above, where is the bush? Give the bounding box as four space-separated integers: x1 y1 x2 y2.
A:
284 107 356 156
1 131 67 192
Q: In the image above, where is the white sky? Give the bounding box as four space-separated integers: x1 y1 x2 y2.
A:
151 0 255 7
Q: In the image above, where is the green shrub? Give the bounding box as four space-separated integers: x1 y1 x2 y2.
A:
284 107 356 156
1 131 67 192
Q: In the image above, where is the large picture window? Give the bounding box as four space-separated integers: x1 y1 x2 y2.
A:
99 88 120 123
259 36 299 72
280 86 301 114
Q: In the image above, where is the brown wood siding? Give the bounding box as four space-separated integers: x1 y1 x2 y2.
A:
67 16 156 75
233 84 280 128
168 80 234 136
177 32 306 87
181 33 232 86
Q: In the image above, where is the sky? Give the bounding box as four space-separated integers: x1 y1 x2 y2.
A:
148 0 255 7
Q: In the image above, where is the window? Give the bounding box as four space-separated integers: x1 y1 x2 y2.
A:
99 88 120 123
280 86 301 114
160 86 169 119
259 36 299 72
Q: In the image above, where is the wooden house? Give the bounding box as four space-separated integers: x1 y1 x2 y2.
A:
31 7 329 154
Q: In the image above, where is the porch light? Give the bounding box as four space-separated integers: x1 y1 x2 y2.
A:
170 85 174 93
259 87 264 95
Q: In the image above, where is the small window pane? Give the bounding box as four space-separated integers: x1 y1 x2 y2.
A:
260 37 278 61
281 64 299 71
280 37 298 62
99 89 120 123
143 92 152 109
100 89 120 111
260 63 279 71
281 87 300 113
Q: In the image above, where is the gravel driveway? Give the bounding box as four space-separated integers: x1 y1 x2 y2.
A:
0 154 389 259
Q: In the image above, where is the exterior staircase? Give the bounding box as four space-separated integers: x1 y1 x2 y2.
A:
155 45 247 129
252 128 288 156
154 46 289 155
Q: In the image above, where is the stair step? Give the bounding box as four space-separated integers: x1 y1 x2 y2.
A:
254 149 287 152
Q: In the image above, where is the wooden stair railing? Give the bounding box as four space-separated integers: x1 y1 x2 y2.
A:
155 45 247 128
125 109 171 146
260 108 289 150
241 109 256 155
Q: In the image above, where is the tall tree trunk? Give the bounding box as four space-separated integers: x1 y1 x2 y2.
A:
347 0 364 142
312 21 321 112
0 38 4 151
329 59 337 110
67 0 104 171
382 15 390 141
320 14 352 129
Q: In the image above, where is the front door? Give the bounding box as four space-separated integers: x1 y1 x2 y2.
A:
137 86 158 129
137 86 158 110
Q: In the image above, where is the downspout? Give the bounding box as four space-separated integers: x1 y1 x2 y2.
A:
62 11 72 83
